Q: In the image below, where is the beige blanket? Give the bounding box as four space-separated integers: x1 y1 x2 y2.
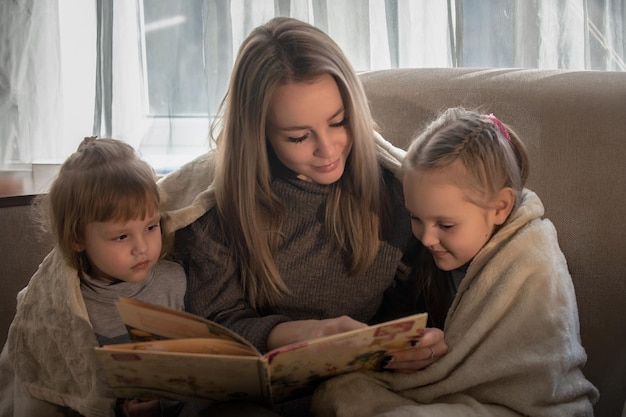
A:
312 190 599 417
0 248 115 417
0 132 405 417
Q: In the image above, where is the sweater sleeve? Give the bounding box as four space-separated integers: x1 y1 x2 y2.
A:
174 211 291 353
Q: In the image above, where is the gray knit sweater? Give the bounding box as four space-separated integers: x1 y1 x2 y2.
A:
80 260 186 346
174 167 418 353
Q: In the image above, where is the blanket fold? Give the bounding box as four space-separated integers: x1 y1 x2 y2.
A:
0 248 115 417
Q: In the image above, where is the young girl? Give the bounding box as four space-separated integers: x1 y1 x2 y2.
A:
0 138 187 417
312 107 599 417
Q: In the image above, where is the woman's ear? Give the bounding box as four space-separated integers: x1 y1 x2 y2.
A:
71 241 84 252
493 187 515 225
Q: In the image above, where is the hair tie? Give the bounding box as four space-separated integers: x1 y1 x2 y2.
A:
485 114 511 141
77 135 98 151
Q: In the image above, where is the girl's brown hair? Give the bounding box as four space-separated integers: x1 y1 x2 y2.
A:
37 137 161 271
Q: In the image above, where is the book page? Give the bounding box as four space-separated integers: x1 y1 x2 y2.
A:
104 338 258 356
116 297 256 351
265 313 428 402
95 348 269 404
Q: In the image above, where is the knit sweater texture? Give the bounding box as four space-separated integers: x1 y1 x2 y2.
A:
175 168 416 353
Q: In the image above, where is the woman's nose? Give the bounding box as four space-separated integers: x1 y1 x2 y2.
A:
314 132 333 158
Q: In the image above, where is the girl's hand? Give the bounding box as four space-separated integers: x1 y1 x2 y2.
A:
116 399 162 417
267 316 367 350
381 327 447 371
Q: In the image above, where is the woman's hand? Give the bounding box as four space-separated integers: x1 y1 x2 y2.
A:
267 316 367 350
381 327 447 371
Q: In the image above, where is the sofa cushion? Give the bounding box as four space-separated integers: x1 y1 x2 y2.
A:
360 67 626 417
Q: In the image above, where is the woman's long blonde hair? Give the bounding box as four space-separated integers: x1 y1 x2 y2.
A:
211 17 382 308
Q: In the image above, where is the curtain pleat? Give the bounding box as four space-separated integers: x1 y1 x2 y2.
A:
0 0 62 168
94 0 113 137
204 0 233 117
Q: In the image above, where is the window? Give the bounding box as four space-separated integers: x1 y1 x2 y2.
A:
1 0 624 188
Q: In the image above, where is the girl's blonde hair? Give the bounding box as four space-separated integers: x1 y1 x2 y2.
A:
211 17 382 308
404 107 529 209
403 107 529 327
38 137 161 271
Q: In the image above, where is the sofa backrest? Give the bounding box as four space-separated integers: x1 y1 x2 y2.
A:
359 67 626 417
1 68 624 417
0 197 54 347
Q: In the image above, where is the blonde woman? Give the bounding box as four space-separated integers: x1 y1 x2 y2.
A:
160 17 446 416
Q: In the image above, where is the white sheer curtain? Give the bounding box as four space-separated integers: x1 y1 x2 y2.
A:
1 0 624 172
0 1 63 168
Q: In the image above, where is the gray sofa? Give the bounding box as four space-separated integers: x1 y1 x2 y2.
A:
1 68 625 417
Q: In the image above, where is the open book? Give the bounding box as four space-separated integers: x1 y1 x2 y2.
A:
95 297 428 405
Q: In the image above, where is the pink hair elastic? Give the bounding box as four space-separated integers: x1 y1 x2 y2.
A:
486 113 511 141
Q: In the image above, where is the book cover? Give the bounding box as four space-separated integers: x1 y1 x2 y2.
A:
95 298 427 404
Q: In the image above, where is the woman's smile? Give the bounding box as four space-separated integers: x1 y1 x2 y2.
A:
313 158 340 173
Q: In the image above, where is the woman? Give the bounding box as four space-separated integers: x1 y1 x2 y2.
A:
158 17 446 416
